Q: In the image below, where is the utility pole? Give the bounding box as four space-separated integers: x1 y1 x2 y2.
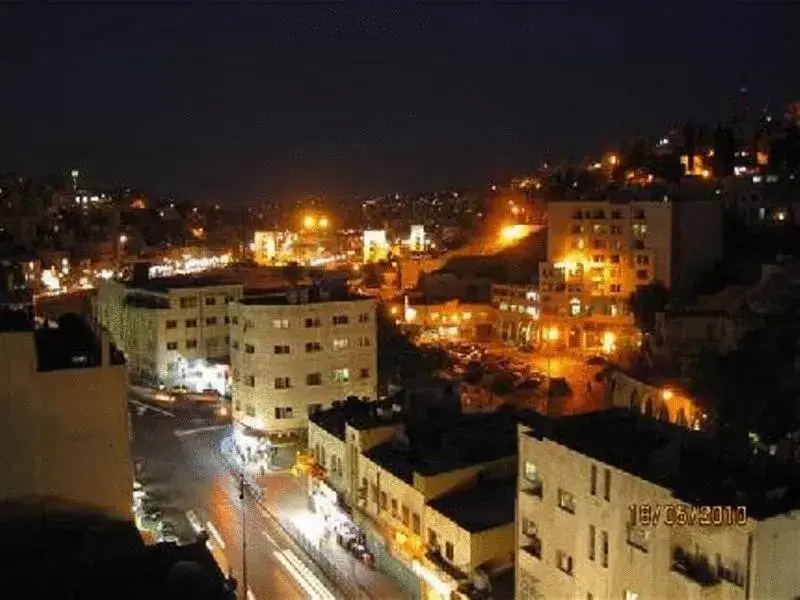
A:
239 471 248 600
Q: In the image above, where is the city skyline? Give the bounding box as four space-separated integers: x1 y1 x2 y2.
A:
2 3 798 203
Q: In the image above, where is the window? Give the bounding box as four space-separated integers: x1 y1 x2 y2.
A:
308 403 322 416
272 319 289 329
331 368 350 383
304 317 321 328
358 312 370 323
380 492 387 511
590 465 597 495
205 316 217 326
245 404 255 417
523 461 539 482
245 375 255 387
186 339 198 349
627 522 650 552
185 319 198 328
412 513 421 535
588 525 596 561
360 368 371 379
624 592 639 600
244 343 255 354
603 468 611 501
274 377 291 389
609 254 620 263
306 373 322 386
391 498 398 517
224 335 230 344
558 489 575 514
610 284 622 293
556 550 573 575
636 269 649 280
205 296 216 306
635 255 650 266
166 341 178 351
305 342 322 353
428 529 438 549
402 505 410 527
275 407 294 419
179 297 198 309
359 337 371 347
166 320 177 329
274 345 290 354
445 541 454 561
225 295 234 303
370 484 378 504
332 338 350 350
232 316 239 325
224 316 230 325
332 315 349 325
601 531 609 567
232 340 239 350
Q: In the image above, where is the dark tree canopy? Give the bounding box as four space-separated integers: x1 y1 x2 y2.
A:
628 281 670 333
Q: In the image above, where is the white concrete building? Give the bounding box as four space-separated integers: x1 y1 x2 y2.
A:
516 409 800 600
95 274 243 390
230 286 377 438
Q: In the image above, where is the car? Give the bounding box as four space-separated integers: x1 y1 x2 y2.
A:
586 355 608 366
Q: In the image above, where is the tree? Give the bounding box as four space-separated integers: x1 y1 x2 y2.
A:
628 281 670 333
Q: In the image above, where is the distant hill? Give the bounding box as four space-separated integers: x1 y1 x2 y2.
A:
441 229 546 284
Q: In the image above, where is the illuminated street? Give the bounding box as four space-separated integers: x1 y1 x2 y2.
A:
130 402 337 600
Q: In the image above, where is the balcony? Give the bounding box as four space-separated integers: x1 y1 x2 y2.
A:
521 480 543 500
670 549 719 588
520 536 542 560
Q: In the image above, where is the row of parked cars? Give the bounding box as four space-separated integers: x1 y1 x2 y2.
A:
437 342 549 394
133 478 180 544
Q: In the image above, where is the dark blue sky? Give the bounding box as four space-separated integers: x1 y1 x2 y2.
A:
1 2 798 203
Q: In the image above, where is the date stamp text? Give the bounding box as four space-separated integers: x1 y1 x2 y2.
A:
629 504 747 527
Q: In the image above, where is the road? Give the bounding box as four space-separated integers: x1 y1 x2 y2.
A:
130 399 337 600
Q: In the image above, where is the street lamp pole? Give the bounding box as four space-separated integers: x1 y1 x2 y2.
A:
239 471 248 600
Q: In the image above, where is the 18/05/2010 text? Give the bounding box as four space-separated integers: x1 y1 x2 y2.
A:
629 504 747 527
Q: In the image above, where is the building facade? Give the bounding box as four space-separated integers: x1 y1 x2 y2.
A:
0 312 132 521
491 283 540 344
230 288 377 439
538 197 722 349
516 411 800 600
96 276 242 390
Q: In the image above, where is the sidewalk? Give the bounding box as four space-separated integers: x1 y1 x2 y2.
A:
257 470 406 600
221 439 407 599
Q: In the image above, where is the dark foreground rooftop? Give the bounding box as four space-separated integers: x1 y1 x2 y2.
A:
0 507 234 600
531 408 800 520
428 478 517 533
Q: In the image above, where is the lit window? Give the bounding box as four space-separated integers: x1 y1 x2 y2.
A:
558 489 575 514
186 339 198 349
331 368 350 383
272 319 290 329
332 338 350 350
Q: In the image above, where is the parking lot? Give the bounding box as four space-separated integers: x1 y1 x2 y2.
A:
423 339 611 415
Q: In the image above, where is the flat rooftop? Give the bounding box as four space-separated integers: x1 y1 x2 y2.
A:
34 315 125 371
364 410 543 484
428 478 517 533
125 273 240 293
531 408 800 520
239 286 368 306
310 397 402 441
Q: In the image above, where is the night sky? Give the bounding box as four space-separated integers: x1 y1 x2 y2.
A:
1 3 798 203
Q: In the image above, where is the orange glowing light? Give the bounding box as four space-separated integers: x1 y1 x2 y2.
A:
303 215 316 229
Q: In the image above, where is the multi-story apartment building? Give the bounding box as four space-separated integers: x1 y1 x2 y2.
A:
491 283 540 344
307 398 528 600
516 409 800 600
229 286 377 438
95 273 243 390
0 274 132 521
539 196 722 349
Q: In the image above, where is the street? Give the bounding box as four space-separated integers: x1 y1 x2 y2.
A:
129 398 337 600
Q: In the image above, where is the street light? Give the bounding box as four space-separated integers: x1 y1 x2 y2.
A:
119 234 128 244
